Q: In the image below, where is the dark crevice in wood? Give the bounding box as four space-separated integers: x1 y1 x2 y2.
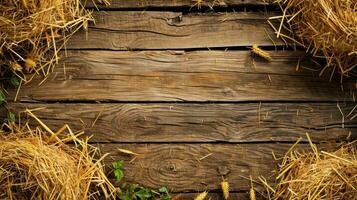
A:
61 139 347 146
88 27 192 37
85 4 280 13
63 45 304 51
86 140 332 145
9 100 354 104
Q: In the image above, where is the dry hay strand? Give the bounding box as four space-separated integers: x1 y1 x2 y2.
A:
249 176 256 200
269 0 357 75
0 0 93 82
0 110 118 199
269 135 357 200
251 44 272 61
221 178 230 200
194 191 208 200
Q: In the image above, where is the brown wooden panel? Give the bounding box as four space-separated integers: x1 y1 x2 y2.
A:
11 50 354 102
67 11 283 49
101 143 336 192
5 103 356 143
85 0 270 9
170 192 251 200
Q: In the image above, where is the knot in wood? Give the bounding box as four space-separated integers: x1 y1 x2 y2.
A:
167 163 177 172
165 15 183 26
217 166 230 176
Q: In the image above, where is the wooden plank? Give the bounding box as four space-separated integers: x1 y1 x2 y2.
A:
85 0 270 9
11 50 354 102
4 103 356 143
170 192 251 200
101 143 336 192
67 11 283 50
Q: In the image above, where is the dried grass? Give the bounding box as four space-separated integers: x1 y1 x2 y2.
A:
249 176 256 200
0 110 118 199
269 0 357 75
0 0 93 82
194 191 208 200
251 44 272 61
221 179 229 200
266 134 357 200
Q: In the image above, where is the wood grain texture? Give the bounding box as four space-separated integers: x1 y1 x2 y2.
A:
67 11 283 50
11 50 354 102
0 1 350 197
101 143 336 192
4 103 356 143
170 192 252 200
85 0 270 9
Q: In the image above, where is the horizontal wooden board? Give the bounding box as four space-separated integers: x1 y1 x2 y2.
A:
85 0 271 9
101 143 336 192
170 192 252 200
11 50 354 102
4 103 356 143
67 11 283 50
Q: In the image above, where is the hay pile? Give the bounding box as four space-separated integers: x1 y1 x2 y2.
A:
267 136 357 199
0 0 92 82
0 110 118 199
270 0 357 75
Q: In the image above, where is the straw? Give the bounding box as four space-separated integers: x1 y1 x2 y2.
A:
0 0 93 82
0 111 119 199
262 134 357 199
269 0 357 76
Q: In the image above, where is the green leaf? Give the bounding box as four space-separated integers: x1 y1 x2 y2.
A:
112 160 123 169
0 90 5 105
10 76 20 87
129 184 139 194
112 160 124 182
119 193 132 200
135 188 152 200
7 112 15 123
159 187 169 194
114 169 124 182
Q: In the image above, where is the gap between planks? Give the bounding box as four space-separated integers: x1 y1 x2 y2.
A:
84 0 271 9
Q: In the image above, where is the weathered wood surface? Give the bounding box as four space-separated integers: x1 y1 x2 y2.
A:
4 103 356 143
1 2 351 196
85 0 271 9
170 192 252 200
10 50 354 102
101 143 336 192
68 11 283 50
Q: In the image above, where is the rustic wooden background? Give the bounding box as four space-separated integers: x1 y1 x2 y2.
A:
2 0 357 199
